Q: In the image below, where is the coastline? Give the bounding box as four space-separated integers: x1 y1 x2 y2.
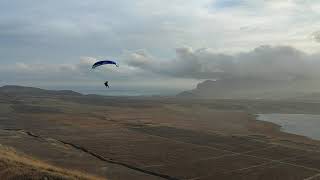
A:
249 113 320 149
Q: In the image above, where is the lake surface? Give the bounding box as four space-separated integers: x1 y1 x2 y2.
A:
257 114 320 141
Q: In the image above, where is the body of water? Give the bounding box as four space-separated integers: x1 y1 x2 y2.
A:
257 114 320 141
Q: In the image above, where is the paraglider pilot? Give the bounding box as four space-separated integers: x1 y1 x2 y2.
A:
104 81 109 88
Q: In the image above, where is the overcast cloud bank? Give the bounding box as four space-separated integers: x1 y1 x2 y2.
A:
2 0 320 95
2 45 320 93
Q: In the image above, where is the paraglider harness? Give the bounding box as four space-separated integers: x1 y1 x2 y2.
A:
104 81 109 88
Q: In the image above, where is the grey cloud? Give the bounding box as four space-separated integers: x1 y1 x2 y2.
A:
5 45 318 86
1 0 318 65
312 31 320 43
0 1 153 62
3 45 320 95
126 45 319 81
0 56 156 87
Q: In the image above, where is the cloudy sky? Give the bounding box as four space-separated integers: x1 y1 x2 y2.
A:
1 0 320 95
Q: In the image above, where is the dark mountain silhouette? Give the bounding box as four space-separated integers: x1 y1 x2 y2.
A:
177 79 320 99
0 85 82 96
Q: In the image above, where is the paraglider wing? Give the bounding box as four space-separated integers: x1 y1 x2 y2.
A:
91 59 118 89
92 60 118 69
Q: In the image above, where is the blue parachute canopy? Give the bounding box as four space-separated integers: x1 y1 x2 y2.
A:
92 60 118 69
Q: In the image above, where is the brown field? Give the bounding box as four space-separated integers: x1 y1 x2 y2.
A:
0 144 102 180
1 92 320 179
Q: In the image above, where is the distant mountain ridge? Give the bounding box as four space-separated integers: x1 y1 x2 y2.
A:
177 79 320 100
0 85 82 96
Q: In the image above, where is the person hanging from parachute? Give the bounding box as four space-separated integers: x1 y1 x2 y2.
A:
104 81 109 88
91 60 118 88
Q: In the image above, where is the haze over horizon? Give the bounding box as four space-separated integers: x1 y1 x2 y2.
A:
2 0 320 95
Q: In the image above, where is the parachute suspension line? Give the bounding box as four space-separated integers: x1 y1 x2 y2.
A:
91 59 119 89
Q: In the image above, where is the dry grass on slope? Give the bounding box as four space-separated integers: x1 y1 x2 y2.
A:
0 144 104 180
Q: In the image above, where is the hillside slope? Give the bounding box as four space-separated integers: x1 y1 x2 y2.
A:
0 144 102 180
0 85 81 97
